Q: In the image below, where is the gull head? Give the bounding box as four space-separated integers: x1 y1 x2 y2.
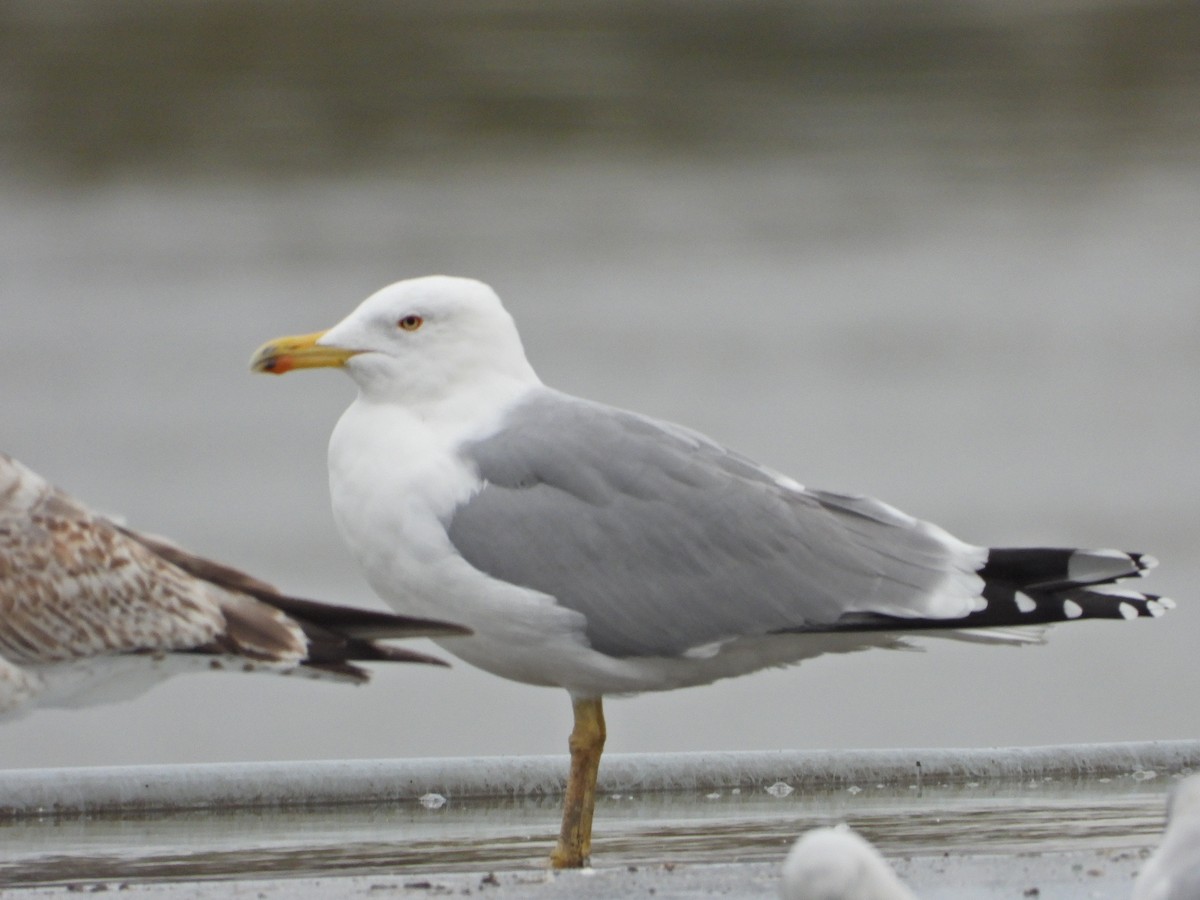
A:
250 276 538 403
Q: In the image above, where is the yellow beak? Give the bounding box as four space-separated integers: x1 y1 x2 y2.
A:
249 331 360 375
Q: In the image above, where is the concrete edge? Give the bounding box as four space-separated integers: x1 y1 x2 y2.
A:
1 739 1195 819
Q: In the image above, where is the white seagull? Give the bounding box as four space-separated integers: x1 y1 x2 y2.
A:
780 825 918 900
251 275 1168 867
0 452 468 720
1133 774 1200 900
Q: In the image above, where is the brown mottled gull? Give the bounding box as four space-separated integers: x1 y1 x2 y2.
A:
0 452 468 720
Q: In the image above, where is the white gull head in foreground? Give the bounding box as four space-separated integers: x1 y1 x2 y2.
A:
780 825 918 900
251 274 1169 868
1133 773 1200 900
0 452 468 721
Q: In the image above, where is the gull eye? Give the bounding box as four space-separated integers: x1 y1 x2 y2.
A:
397 315 424 332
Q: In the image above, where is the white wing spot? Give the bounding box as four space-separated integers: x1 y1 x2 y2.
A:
1063 599 1084 619
773 474 806 492
1015 592 1037 614
1118 602 1138 620
682 639 730 660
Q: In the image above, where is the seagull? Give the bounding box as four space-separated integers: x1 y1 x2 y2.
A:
1133 774 1200 900
0 452 469 720
780 825 918 900
251 274 1168 868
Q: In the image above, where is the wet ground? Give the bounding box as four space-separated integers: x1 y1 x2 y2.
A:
0 854 1157 900
0 762 1181 897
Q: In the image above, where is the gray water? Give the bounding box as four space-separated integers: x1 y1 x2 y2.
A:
1 1 1198 775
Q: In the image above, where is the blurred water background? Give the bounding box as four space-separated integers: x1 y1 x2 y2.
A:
1 0 1197 769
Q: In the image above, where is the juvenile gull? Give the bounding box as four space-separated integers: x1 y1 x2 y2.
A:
0 453 468 720
251 275 1168 868
780 825 918 900
1133 773 1200 900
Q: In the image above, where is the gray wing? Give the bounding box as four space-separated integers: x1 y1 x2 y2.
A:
447 390 985 659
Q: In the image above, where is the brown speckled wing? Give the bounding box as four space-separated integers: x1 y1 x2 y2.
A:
0 453 306 666
0 453 461 692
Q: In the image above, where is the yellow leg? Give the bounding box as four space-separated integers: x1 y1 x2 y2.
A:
550 695 606 869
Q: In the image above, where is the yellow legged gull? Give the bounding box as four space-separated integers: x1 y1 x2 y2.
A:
0 452 468 721
251 275 1169 868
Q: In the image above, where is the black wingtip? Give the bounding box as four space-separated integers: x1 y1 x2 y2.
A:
254 595 473 640
368 644 454 667
804 544 1170 636
981 547 1155 591
1130 552 1158 573
972 546 1168 627
302 632 455 671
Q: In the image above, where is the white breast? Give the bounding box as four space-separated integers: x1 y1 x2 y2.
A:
327 393 598 687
